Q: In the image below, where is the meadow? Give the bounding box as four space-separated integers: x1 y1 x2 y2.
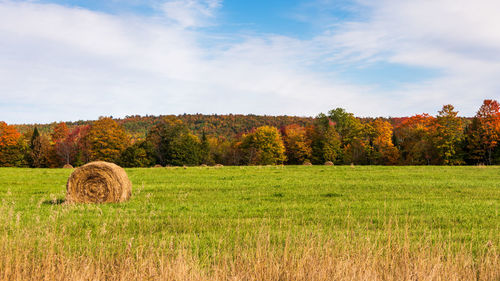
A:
0 166 498 280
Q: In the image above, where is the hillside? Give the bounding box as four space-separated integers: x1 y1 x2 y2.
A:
14 114 315 139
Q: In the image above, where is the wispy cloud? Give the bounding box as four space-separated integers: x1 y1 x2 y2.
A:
318 0 500 114
159 0 221 27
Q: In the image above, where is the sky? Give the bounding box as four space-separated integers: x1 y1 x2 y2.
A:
1 0 499 123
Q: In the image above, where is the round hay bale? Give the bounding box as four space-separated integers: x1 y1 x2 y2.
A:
303 160 312 166
66 161 132 203
154 164 163 168
324 161 334 166
215 164 224 167
200 164 208 167
63 164 73 169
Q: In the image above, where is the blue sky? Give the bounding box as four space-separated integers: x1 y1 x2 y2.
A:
1 0 499 123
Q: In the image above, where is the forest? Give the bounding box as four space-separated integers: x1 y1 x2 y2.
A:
1 99 499 167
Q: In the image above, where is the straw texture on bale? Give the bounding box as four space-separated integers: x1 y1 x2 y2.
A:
66 161 132 203
62 164 73 169
303 161 313 166
324 161 334 166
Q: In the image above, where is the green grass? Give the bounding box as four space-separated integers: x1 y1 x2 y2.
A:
0 166 499 260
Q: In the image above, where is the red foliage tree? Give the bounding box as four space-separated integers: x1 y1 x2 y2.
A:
466 99 500 164
394 114 437 165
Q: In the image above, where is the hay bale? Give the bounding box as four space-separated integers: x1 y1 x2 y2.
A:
200 164 208 167
303 160 312 166
154 164 163 168
324 161 334 166
66 161 132 203
62 164 73 169
215 164 224 167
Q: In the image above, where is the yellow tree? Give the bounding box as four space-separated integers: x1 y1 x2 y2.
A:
282 124 312 164
366 119 399 165
239 126 286 165
85 117 130 163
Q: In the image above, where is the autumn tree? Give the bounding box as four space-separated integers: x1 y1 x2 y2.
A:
465 99 500 165
433 105 464 165
208 136 234 165
50 122 71 166
365 119 399 165
238 126 286 165
282 124 312 164
394 114 437 165
84 118 130 163
0 122 25 167
72 125 92 166
51 122 69 143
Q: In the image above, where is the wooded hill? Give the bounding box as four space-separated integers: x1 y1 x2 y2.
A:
14 114 315 140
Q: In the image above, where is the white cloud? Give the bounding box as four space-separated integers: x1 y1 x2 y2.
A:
0 0 379 123
0 0 499 123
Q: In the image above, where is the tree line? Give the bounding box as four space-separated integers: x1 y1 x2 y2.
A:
1 100 499 167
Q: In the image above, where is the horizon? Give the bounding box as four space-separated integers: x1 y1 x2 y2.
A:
1 0 500 123
11 109 481 126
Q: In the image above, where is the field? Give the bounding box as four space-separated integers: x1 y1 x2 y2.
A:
0 166 498 280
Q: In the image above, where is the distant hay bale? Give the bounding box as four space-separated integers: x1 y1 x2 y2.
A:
303 160 312 166
215 164 224 168
350 163 355 168
200 164 208 167
324 161 334 166
62 164 73 169
154 164 163 168
66 161 132 204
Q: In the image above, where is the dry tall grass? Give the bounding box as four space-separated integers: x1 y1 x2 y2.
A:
0 229 497 281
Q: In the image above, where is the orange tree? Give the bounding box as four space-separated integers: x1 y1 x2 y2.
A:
0 122 25 167
282 124 312 164
394 114 437 165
